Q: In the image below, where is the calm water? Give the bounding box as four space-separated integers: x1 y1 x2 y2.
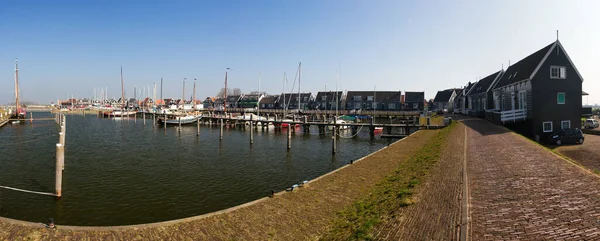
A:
0 112 393 225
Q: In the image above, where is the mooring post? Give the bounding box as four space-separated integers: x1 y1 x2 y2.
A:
196 117 200 136
153 113 156 128
143 112 146 126
163 114 167 129
250 116 254 145
332 125 337 154
55 143 63 197
30 112 33 124
178 116 182 133
220 118 224 140
287 124 291 150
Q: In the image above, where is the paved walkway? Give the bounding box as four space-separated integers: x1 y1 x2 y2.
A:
465 119 600 240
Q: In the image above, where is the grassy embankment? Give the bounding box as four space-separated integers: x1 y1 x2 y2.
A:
322 122 455 240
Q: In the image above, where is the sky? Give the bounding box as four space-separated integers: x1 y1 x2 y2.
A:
1 0 599 105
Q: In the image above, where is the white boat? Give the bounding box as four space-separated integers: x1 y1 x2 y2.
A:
158 114 200 125
329 119 349 130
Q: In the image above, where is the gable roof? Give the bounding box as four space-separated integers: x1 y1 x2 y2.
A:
259 95 279 104
346 91 402 102
469 70 503 95
494 42 555 89
315 91 343 102
279 93 313 105
404 91 425 102
433 89 454 102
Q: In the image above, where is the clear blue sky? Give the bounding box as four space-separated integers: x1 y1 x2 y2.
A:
1 0 598 105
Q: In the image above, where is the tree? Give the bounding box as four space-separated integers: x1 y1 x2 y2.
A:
216 88 233 98
232 88 242 96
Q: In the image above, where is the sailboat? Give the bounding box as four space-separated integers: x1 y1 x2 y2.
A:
281 63 302 128
11 59 26 124
157 78 200 125
103 67 136 117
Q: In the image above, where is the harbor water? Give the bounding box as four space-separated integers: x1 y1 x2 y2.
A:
0 112 394 225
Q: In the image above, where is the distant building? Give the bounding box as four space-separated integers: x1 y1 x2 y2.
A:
279 93 313 110
345 91 402 111
259 95 279 109
403 91 425 111
433 89 454 111
314 91 344 110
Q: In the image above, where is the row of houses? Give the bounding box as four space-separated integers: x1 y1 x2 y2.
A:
433 39 584 141
202 91 426 111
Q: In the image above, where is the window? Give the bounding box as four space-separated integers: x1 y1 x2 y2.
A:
482 97 487 110
543 121 553 133
367 96 374 101
413 103 418 109
389 103 396 109
561 120 571 130
550 66 567 79
321 96 327 101
518 91 526 110
354 102 361 109
354 96 361 101
557 92 565 104
372 102 377 109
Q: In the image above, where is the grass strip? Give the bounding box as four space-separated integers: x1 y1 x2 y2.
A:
322 123 455 240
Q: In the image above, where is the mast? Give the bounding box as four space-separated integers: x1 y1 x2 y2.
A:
336 67 339 117
374 85 376 111
182 78 186 111
160 77 163 103
298 62 301 111
121 66 125 110
14 59 19 115
224 68 229 112
283 72 287 117
257 72 261 116
193 79 196 111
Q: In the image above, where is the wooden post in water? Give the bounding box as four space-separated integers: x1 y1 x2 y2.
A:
219 118 224 140
195 116 199 136
30 112 33 124
143 112 146 126
332 128 337 154
250 116 254 145
153 113 156 129
163 114 167 130
287 124 291 150
178 116 182 133
55 143 64 197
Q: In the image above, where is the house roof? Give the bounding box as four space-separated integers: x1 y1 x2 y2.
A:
279 93 312 105
226 95 242 102
346 91 402 102
259 95 279 104
240 94 261 102
494 42 555 89
315 91 343 102
469 71 503 95
404 91 425 102
433 89 454 102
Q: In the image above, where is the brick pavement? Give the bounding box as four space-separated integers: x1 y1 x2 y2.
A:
465 119 600 240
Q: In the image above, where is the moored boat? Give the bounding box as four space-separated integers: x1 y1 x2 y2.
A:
158 114 200 125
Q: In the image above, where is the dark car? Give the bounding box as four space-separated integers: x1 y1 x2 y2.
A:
547 128 584 145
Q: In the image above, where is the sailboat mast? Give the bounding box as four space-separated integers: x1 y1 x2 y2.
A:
193 79 196 111
298 62 301 111
257 72 261 116
336 67 339 117
14 59 19 114
283 72 287 117
182 78 186 111
224 68 229 112
121 66 125 110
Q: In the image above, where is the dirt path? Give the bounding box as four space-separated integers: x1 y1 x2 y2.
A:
371 122 465 240
464 119 600 240
0 131 436 240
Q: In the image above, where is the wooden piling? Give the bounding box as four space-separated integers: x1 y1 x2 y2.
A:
30 112 33 123
143 112 146 126
178 116 182 133
163 114 167 129
196 117 200 136
332 126 337 154
220 118 224 140
153 113 156 128
250 121 254 145
55 143 64 197
287 124 291 149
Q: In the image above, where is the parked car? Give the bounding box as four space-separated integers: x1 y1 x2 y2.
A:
547 128 584 145
584 119 599 129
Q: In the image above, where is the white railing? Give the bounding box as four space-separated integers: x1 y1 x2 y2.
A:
500 109 527 123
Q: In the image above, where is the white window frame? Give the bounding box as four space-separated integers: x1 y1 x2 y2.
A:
367 96 374 101
518 91 526 110
543 121 553 133
354 96 361 101
412 103 418 109
561 120 571 130
550 66 567 79
389 103 396 109
321 96 327 101
557 92 565 105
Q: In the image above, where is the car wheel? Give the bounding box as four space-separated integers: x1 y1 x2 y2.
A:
579 138 584 144
556 140 562 146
